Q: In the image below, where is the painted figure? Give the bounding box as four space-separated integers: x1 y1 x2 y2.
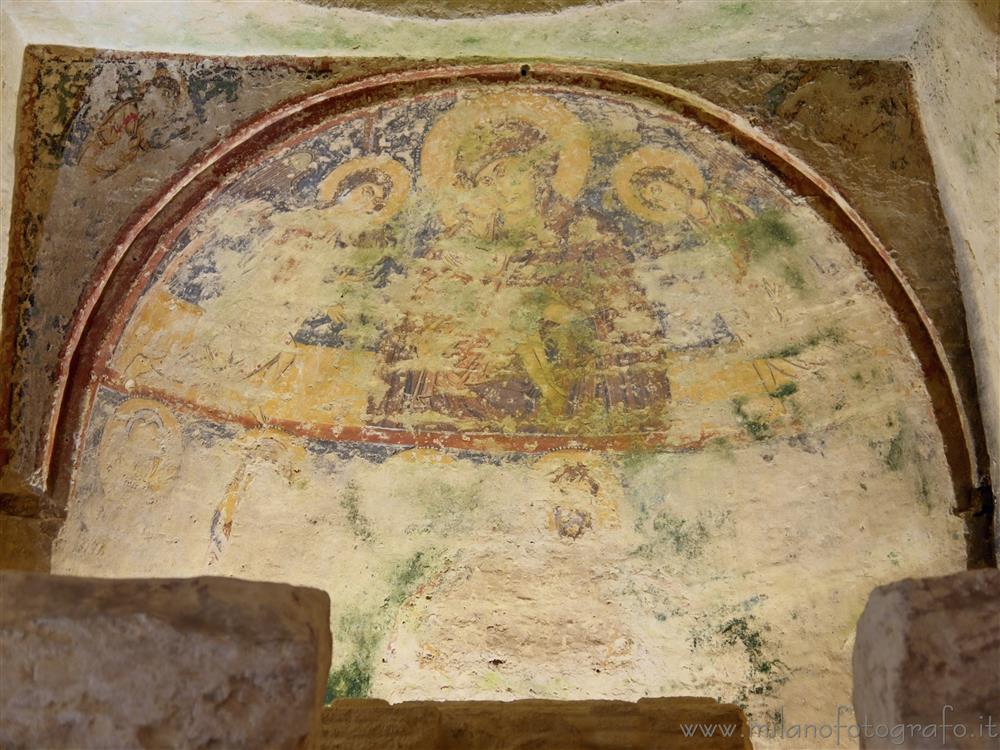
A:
374 92 676 434
80 66 189 176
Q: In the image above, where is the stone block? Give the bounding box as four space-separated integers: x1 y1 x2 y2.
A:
0 572 332 749
321 697 752 749
853 569 1000 749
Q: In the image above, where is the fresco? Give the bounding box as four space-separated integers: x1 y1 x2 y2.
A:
52 83 965 745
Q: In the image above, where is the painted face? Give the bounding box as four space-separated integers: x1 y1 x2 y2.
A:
533 451 623 540
421 91 590 238
339 180 389 216
636 169 706 221
613 147 708 225
462 153 545 236
315 155 411 236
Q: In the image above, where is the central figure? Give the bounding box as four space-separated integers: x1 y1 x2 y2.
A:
373 91 673 436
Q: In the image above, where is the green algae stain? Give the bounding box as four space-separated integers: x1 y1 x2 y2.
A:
325 655 374 700
633 507 730 560
782 263 806 290
325 608 383 700
325 551 437 702
388 550 432 606
732 396 771 441
641 510 710 559
237 15 362 50
689 606 789 715
720 1 754 18
719 615 789 708
340 481 374 543
763 327 842 360
884 427 906 471
719 209 797 261
768 381 798 400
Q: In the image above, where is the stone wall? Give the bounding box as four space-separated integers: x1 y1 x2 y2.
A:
0 572 332 749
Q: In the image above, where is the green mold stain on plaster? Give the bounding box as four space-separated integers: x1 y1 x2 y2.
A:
340 481 375 543
238 15 363 50
884 426 907 472
732 396 772 441
638 509 710 559
388 550 433 605
781 262 807 290
959 132 979 167
768 381 798 400
722 209 797 261
762 327 843 360
877 411 916 473
326 551 437 701
690 604 789 716
720 2 754 19
633 506 731 560
326 608 382 699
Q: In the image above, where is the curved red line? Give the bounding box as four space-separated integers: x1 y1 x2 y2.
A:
40 63 978 510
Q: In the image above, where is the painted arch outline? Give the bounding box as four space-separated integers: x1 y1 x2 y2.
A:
44 63 977 511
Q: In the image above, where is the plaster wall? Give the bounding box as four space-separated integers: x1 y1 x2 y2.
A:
909 0 999 488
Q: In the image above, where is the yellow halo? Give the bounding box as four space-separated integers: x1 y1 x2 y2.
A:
420 91 591 228
316 154 411 227
98 398 182 498
612 147 707 224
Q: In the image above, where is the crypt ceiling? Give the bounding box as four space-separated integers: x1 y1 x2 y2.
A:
0 52 988 745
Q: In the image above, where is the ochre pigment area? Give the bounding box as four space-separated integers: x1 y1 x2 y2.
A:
50 81 966 748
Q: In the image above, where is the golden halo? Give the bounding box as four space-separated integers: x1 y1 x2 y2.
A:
316 154 411 227
98 398 182 498
612 147 707 224
420 91 591 227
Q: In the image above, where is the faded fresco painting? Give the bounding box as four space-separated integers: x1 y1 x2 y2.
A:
53 83 965 744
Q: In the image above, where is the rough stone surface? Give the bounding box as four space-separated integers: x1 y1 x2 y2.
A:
853 569 1000 749
320 697 752 749
0 513 57 571
0 572 332 750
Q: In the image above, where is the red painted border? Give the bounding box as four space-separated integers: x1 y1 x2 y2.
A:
41 63 978 510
